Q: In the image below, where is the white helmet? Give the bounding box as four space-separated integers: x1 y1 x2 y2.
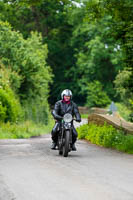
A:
61 89 72 100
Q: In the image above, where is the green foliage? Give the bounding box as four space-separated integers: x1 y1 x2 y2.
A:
0 0 132 108
0 61 21 94
0 21 52 100
0 1 82 104
84 0 133 107
77 123 133 154
0 62 23 122
114 69 132 105
0 88 23 122
23 99 50 125
0 21 52 122
67 11 123 104
81 114 89 119
86 81 111 107
115 103 132 121
0 118 54 139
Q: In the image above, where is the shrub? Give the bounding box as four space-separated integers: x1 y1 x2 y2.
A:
86 81 111 108
0 21 53 123
115 102 132 121
0 62 23 122
77 123 133 154
0 21 52 100
0 103 7 122
0 88 23 122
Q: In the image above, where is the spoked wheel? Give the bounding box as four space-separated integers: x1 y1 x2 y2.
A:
58 137 63 155
59 148 63 155
63 130 70 157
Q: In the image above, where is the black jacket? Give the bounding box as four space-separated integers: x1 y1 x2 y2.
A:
52 100 81 121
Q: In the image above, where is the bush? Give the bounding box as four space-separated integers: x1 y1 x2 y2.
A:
0 63 23 122
77 123 133 154
0 21 53 123
0 88 23 122
0 21 52 100
86 81 111 108
115 102 132 121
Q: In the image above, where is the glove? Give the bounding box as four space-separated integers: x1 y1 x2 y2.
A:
58 116 63 121
76 119 81 123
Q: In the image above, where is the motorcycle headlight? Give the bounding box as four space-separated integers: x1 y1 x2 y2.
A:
63 113 72 123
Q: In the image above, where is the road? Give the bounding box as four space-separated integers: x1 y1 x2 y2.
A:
0 119 133 200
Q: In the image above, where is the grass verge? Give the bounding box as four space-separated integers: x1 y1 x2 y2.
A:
77 123 133 154
81 114 89 119
0 118 54 139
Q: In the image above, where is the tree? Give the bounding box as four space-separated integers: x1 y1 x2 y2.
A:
0 0 131 107
0 62 23 122
67 10 123 104
114 69 132 105
0 0 81 104
86 81 111 108
0 21 52 122
84 0 133 105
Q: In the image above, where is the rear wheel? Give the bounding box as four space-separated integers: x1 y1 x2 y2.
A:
63 130 70 157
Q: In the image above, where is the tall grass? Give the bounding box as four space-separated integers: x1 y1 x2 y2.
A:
0 117 54 139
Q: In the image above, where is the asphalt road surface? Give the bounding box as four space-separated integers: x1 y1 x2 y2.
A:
0 120 133 200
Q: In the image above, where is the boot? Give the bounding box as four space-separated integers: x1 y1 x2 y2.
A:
72 143 77 151
51 142 57 150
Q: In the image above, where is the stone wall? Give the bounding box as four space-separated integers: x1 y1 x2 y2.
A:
78 107 107 115
88 114 133 134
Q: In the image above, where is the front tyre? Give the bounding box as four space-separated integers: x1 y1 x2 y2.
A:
59 150 63 155
58 136 63 155
63 130 70 157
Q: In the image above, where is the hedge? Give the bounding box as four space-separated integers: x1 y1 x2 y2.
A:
77 123 133 154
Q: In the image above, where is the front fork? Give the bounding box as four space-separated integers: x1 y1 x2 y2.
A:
61 128 71 139
63 128 72 150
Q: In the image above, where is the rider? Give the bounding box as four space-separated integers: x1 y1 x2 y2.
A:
51 89 81 151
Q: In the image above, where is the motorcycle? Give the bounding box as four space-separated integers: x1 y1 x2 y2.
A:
58 113 74 157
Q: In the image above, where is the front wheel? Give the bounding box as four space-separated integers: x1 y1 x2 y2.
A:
63 130 70 157
58 136 63 155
